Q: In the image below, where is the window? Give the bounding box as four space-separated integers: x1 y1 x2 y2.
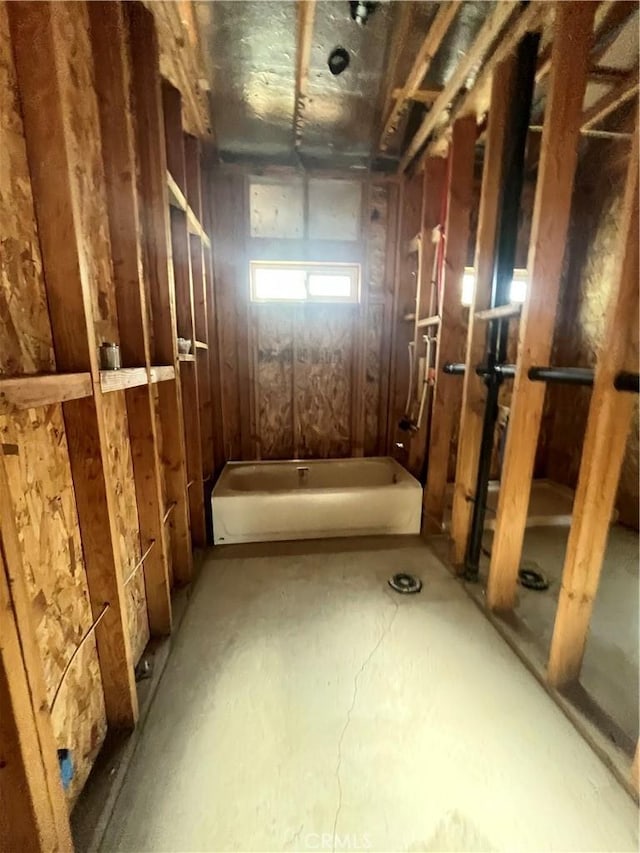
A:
460 267 528 307
250 261 360 304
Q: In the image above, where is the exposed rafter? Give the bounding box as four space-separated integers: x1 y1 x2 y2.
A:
293 0 316 150
420 2 545 163
399 2 521 173
380 1 459 152
582 73 639 129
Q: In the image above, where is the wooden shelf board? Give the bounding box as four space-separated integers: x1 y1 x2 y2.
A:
167 169 187 212
178 353 196 363
0 372 92 413
149 365 175 383
99 367 148 393
194 341 208 351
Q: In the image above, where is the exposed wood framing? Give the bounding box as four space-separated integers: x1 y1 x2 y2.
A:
547 115 638 688
293 0 316 149
380 1 459 151
406 157 447 475
450 56 516 566
486 2 596 613
90 0 172 636
127 2 193 583
590 0 639 66
0 374 92 414
399 2 518 172
582 73 639 130
422 116 476 529
377 1 416 137
8 0 140 727
0 484 72 851
427 2 545 160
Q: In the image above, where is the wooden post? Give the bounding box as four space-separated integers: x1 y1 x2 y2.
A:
450 56 516 566
486 3 595 612
127 2 193 583
547 117 638 688
88 0 172 635
0 476 73 851
423 116 476 530
8 0 138 727
407 157 448 475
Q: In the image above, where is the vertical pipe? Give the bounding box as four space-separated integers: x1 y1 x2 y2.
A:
464 30 540 579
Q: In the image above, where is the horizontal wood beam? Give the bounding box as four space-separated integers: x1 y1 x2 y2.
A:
0 373 92 413
486 2 595 613
547 113 638 688
381 2 459 151
392 87 443 105
400 1 519 171
150 365 176 383
99 367 148 393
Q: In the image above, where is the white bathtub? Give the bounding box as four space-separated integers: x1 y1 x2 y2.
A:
211 457 422 545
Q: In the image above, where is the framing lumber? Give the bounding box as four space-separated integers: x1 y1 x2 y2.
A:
547 116 638 688
127 2 193 584
582 74 639 130
90 0 172 636
167 170 188 211
423 116 476 529
426 2 544 161
99 368 148 393
450 55 516 566
0 491 72 851
392 87 443 105
486 2 596 613
407 157 447 475
380 2 459 151
8 0 139 727
0 373 92 413
400 2 518 172
293 0 316 149
150 365 176 383
474 303 522 321
378 2 417 132
590 0 639 66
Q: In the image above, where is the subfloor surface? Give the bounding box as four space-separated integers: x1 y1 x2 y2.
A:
102 537 638 852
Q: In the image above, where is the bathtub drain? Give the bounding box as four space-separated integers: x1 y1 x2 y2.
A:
388 573 422 594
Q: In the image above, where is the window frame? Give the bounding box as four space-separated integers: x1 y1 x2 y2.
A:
249 260 361 305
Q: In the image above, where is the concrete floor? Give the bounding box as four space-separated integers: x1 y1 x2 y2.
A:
102 537 638 852
477 524 639 751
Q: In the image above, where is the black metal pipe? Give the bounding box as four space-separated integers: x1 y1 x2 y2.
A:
476 364 516 379
443 362 466 375
614 371 640 393
528 366 594 386
464 28 540 580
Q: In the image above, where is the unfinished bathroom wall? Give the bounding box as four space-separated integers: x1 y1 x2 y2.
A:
210 170 397 461
542 136 639 529
0 3 106 805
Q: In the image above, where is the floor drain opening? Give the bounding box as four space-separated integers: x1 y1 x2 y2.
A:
388 572 422 594
518 561 549 591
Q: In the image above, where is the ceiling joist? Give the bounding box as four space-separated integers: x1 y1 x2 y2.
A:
582 73 640 129
379 1 459 152
293 0 316 150
399 1 523 173
417 2 545 164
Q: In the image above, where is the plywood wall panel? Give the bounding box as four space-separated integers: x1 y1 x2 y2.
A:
0 405 107 807
55 2 119 347
0 6 54 376
101 392 148 662
255 303 295 459
295 304 355 458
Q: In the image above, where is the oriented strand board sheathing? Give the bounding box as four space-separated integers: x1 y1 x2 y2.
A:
0 7 54 376
255 303 295 459
364 303 383 457
57 2 119 346
101 392 149 663
295 304 355 458
0 406 107 807
543 137 638 529
367 184 388 295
